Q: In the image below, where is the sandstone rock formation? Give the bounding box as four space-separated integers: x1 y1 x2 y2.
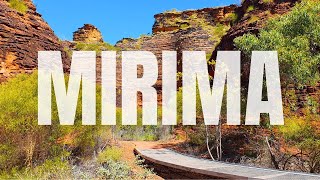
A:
115 6 239 104
0 0 68 82
115 1 299 103
211 0 298 53
117 6 238 55
73 24 103 43
1 0 317 109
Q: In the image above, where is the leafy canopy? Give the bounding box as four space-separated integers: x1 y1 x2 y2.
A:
234 0 320 86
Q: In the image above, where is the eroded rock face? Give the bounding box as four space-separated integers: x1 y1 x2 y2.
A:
73 24 103 43
117 6 238 55
152 6 237 33
115 5 241 105
0 0 69 82
115 0 316 106
213 0 298 52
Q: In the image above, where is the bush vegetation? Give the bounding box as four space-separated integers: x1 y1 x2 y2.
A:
0 72 169 177
234 0 320 172
98 160 132 179
0 72 106 177
97 146 123 163
8 0 28 14
0 157 72 179
97 151 155 179
263 0 274 3
246 5 255 13
116 108 167 141
75 42 120 52
224 12 239 24
247 15 260 24
234 0 320 86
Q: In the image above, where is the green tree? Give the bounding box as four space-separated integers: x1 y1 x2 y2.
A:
0 72 105 173
234 0 320 86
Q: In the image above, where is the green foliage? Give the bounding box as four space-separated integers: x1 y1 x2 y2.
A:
116 108 165 141
298 138 320 172
263 0 274 3
98 156 156 179
134 155 155 179
279 116 314 142
234 0 320 86
0 157 72 179
188 125 207 145
98 147 123 163
75 42 120 53
246 5 255 13
63 46 72 59
180 23 190 30
247 15 260 24
306 96 320 114
8 0 28 14
189 14 230 45
224 12 239 24
164 8 180 14
98 160 131 180
0 72 104 172
211 23 230 41
299 138 320 152
27 157 72 179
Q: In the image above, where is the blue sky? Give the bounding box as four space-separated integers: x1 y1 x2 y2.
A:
33 0 239 44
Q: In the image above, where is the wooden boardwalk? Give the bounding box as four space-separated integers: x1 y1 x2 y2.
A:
135 148 320 179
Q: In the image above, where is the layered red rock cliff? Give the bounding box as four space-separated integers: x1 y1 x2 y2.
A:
1 0 317 108
115 0 306 105
73 24 103 43
0 0 68 82
211 0 298 53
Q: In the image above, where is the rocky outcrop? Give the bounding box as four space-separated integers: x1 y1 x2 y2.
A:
73 24 103 43
0 0 68 82
116 6 239 104
152 6 237 33
204 0 299 87
286 84 320 114
117 6 238 55
115 0 317 107
210 0 298 54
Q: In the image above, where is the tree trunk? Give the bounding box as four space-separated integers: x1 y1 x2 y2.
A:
206 125 215 160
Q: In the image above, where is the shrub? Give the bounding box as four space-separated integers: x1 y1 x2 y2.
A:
225 12 239 24
188 126 207 146
263 0 274 3
134 155 155 179
248 15 259 24
75 42 120 53
298 138 320 173
246 5 255 13
116 107 165 141
98 160 131 179
164 8 180 14
8 0 28 14
0 157 72 179
234 0 320 86
98 147 123 163
28 157 72 179
180 23 189 30
0 72 105 172
278 116 314 142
